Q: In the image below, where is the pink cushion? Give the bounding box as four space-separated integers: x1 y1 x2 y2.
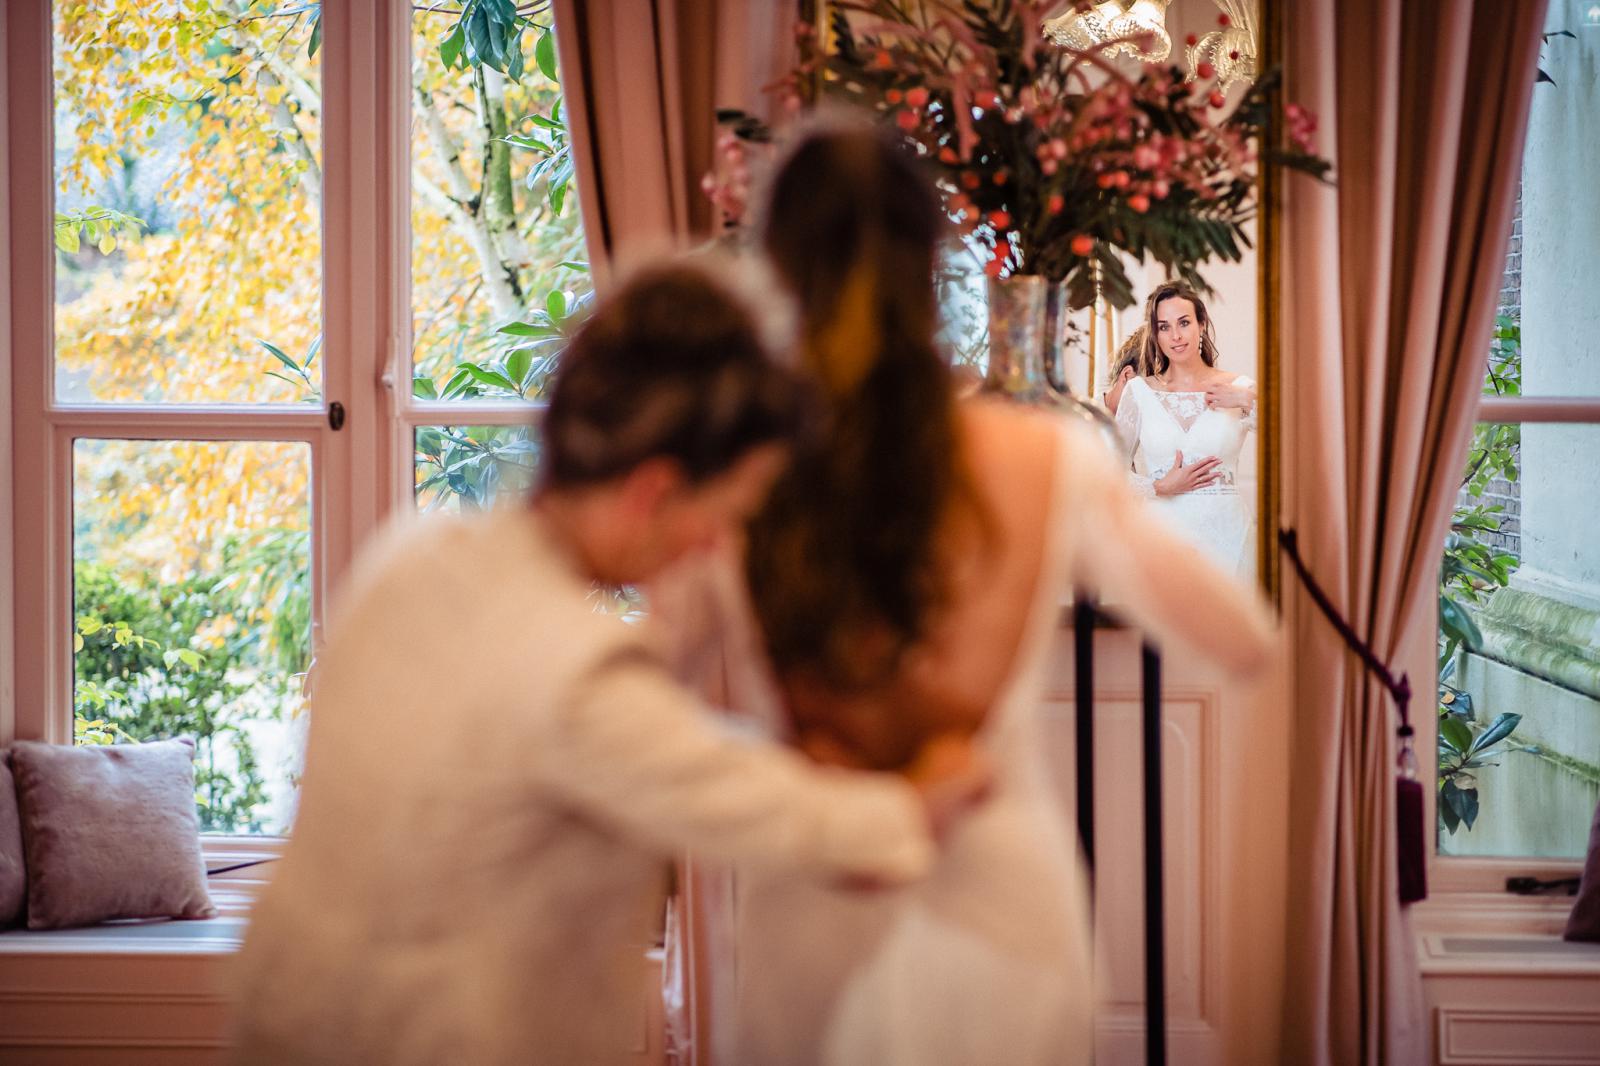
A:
0 750 24 928
11 738 216 930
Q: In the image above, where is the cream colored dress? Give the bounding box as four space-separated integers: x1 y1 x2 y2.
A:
1115 374 1258 578
655 419 1276 1066
230 510 936 1066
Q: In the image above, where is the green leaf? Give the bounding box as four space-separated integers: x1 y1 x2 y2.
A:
1470 712 1522 754
535 28 558 81
308 15 322 59
1455 785 1479 830
1439 597 1483 651
1439 716 1473 756
466 7 497 68
412 376 438 399
1438 780 1463 833
457 363 517 392
55 226 80 254
441 368 477 398
257 340 300 372
505 346 533 386
546 290 568 320
497 321 560 338
439 24 467 70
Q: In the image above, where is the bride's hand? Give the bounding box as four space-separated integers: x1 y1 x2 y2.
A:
1204 383 1255 411
1154 451 1222 497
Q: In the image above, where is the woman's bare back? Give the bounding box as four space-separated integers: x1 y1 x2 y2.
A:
780 399 1061 767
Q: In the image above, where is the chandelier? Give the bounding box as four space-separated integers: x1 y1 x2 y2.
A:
1043 0 1173 63
1186 0 1259 92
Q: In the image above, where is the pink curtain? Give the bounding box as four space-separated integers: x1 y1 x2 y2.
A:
552 0 795 282
1280 1 1549 1061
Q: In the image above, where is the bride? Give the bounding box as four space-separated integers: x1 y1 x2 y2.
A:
654 126 1276 1065
1113 281 1258 577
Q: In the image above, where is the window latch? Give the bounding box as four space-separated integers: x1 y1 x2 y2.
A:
1506 876 1581 896
328 401 347 431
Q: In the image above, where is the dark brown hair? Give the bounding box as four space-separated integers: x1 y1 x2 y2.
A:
1140 281 1219 376
744 124 966 690
540 261 810 489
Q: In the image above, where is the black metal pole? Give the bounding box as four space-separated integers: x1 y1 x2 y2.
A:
1073 596 1097 872
1141 642 1167 1066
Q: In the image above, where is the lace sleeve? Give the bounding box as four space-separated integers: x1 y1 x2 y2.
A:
1113 384 1157 499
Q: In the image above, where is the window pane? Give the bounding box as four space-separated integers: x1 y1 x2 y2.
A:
53 3 322 404
409 9 590 402
1437 10 1599 860
73 439 311 835
414 424 540 513
1438 423 1598 859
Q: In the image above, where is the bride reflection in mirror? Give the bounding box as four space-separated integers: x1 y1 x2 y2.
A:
1114 281 1258 577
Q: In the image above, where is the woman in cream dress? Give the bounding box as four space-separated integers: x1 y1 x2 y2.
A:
656 128 1276 1066
1114 281 1259 577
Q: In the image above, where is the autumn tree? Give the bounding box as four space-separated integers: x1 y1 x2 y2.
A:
55 0 587 829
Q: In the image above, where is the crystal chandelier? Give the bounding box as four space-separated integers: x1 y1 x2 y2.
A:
1186 0 1258 91
1043 0 1173 63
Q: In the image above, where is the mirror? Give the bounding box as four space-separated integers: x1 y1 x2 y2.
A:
810 0 1280 592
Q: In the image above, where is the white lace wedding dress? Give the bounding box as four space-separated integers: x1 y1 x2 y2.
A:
1114 375 1257 578
654 417 1275 1066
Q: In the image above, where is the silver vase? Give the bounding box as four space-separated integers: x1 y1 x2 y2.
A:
982 274 1055 404
982 275 1120 442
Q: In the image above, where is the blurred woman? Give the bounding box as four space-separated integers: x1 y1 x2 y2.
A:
230 260 988 1066
658 126 1276 1065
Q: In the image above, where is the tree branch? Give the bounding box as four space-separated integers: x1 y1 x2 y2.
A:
415 84 477 205
256 66 322 214
257 47 322 119
413 167 522 319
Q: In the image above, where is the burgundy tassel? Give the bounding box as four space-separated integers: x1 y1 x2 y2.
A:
1396 724 1428 904
1280 529 1429 906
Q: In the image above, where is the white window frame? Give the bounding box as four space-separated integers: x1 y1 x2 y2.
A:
1 0 554 856
1421 394 1600 926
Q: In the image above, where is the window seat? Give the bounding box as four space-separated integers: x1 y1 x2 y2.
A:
0 898 669 1065
1420 929 1600 1065
0 915 245 1065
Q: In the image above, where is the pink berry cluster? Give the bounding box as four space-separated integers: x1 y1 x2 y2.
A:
704 2 1328 297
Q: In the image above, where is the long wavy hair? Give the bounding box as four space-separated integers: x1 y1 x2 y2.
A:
744 125 971 691
1140 281 1219 377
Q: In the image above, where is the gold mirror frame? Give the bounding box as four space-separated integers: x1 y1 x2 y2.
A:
798 0 1285 599
1256 0 1283 602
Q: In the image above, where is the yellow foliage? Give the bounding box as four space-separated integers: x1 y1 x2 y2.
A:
57 3 321 577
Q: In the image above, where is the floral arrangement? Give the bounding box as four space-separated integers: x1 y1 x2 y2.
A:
708 0 1328 312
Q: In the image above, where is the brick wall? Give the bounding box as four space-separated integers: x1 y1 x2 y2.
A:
1456 183 1523 564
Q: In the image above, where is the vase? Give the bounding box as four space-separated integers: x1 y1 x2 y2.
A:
982 274 1055 405
983 275 1119 441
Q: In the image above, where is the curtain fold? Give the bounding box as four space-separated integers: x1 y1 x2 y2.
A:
552 0 795 284
1281 2 1549 1062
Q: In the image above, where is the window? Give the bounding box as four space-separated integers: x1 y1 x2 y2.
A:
5 0 587 837
406 3 589 515
1433 12 1600 874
